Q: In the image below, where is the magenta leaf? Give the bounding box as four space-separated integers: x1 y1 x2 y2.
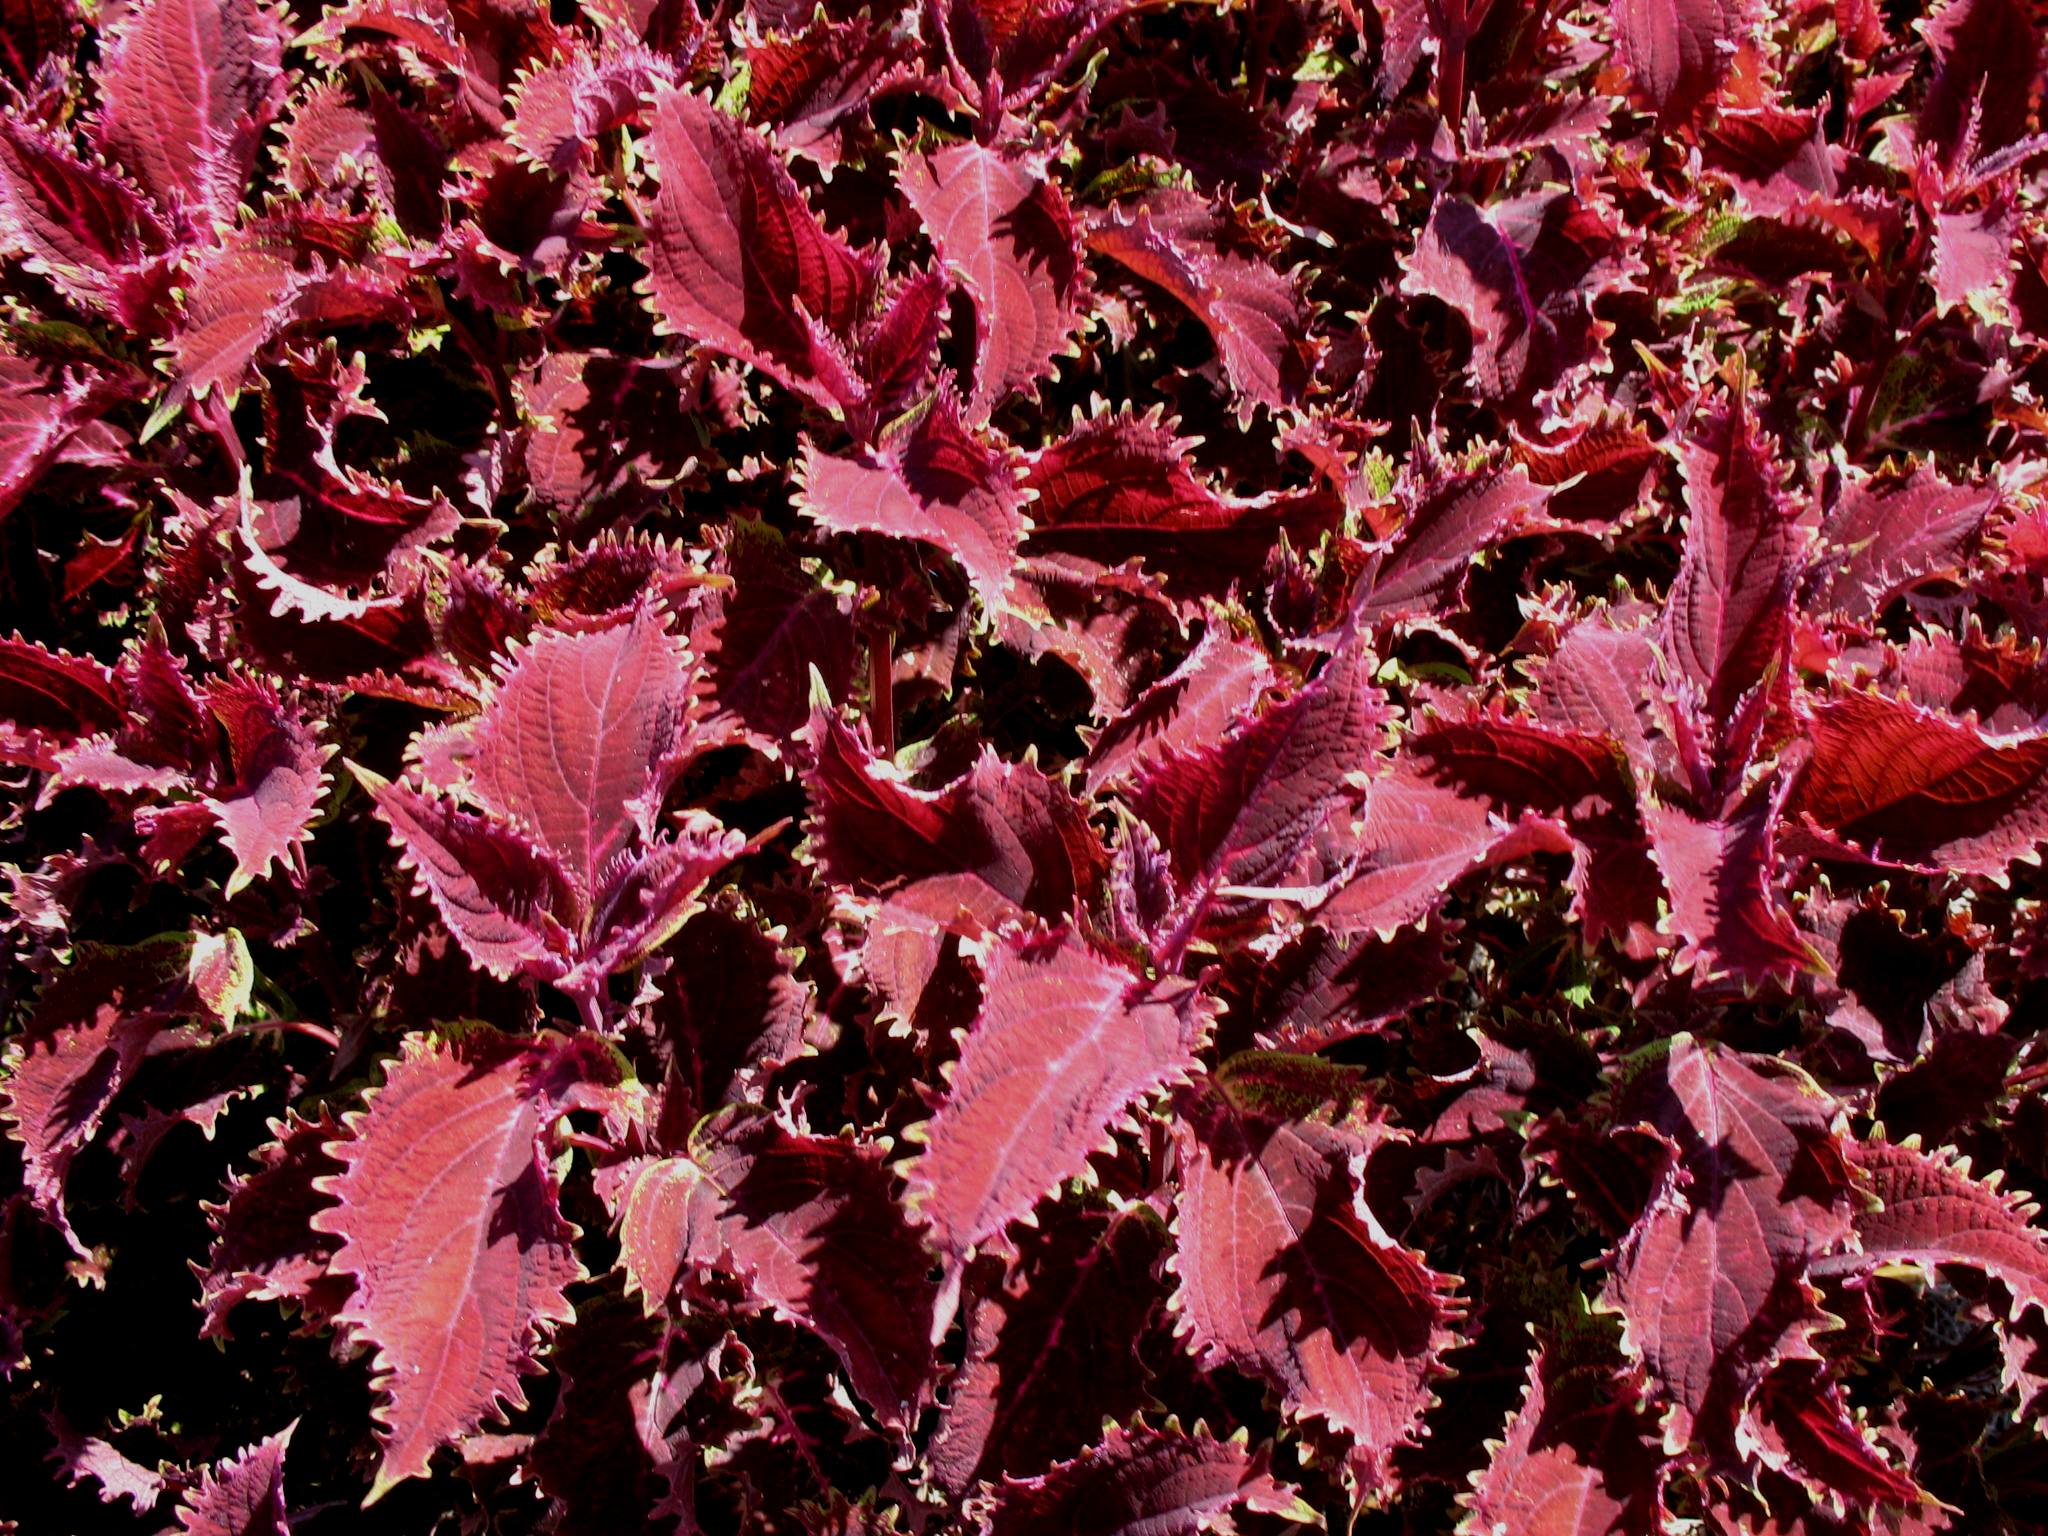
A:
1171 1057 1460 1485
1643 782 1822 987
1130 638 1391 939
1836 1139 2048 1322
695 515 856 743
0 936 193 1253
1349 458 1550 627
0 113 169 324
1082 622 1275 790
613 1109 937 1430
1605 1037 1856 1444
1660 389 1803 755
978 1422 1309 1536
88 0 286 224
1022 411 1342 596
803 703 1104 918
199 675 330 895
1789 689 2048 875
429 606 702 890
196 1108 349 1339
174 1424 293 1536
1086 190 1315 415
906 929 1205 1267
1613 0 1747 125
797 386 1024 608
1465 1346 1667 1536
900 140 1083 419
311 1028 622 1501
639 85 876 408
1401 191 1633 404
930 1202 1167 1492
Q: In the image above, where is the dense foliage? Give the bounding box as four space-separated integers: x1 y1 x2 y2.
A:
5 0 2048 1529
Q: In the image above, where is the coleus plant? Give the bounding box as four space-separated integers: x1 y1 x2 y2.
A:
8 0 2048 1528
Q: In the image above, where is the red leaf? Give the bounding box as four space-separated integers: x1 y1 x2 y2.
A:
0 113 169 323
1613 0 1748 124
746 13 915 163
797 386 1023 608
1021 412 1343 596
929 1203 1168 1492
1807 467 1997 619
88 0 286 224
614 1111 937 1430
0 937 192 1252
1838 1139 2048 1321
195 1108 349 1339
1082 622 1275 791
1171 1059 1460 1485
1661 390 1803 749
1086 190 1315 415
199 675 330 895
174 1425 292 1536
640 86 875 407
1401 191 1632 403
1746 1359 1922 1510
355 767 580 983
1606 1037 1856 1443
0 632 122 768
803 704 1104 918
900 140 1083 419
1918 0 2039 161
1643 781 1823 987
979 1422 1308 1536
906 929 1205 1266
1465 1346 1668 1536
1216 917 1455 1053
1350 460 1549 627
1789 689 2048 875
311 1028 621 1501
507 40 672 175
449 608 702 893
695 516 855 743
1130 637 1391 938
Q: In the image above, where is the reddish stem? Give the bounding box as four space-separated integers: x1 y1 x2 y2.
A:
868 628 896 757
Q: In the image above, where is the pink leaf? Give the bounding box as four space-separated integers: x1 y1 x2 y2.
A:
1082 622 1275 791
0 113 169 323
900 140 1083 418
1350 461 1549 627
906 929 1205 1265
195 1108 349 1339
797 386 1023 608
457 608 701 894
199 675 329 895
1807 466 1997 621
311 1029 621 1501
354 765 580 984
1401 191 1633 403
613 1111 937 1430
1171 1059 1460 1485
1613 0 1748 124
640 86 875 407
1086 190 1315 415
175 1425 293 1536
1838 1139 2048 1321
979 1422 1308 1536
1130 638 1391 938
1606 1037 1856 1443
803 704 1104 918
1643 781 1823 987
1789 689 2048 875
1021 412 1342 596
929 1203 1167 1492
1465 1347 1668 1536
88 0 286 224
